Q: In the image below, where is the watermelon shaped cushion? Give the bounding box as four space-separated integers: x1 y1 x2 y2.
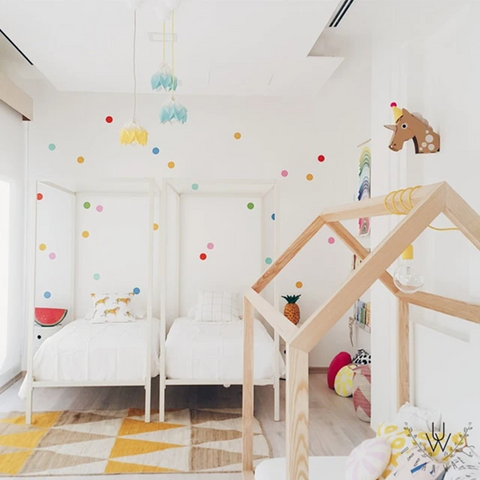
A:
327 351 352 389
35 307 68 327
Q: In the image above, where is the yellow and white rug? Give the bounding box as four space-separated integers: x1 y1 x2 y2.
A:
0 408 270 476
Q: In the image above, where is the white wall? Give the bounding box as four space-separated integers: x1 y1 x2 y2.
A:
370 1 480 446
23 51 371 366
0 100 26 387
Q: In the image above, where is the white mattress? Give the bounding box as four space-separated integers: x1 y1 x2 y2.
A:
255 457 347 479
165 317 286 381
19 318 160 398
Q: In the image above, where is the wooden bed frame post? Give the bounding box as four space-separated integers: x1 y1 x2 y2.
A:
286 346 309 480
397 299 410 408
243 296 255 477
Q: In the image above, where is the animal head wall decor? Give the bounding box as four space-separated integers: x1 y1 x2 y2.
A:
384 103 440 154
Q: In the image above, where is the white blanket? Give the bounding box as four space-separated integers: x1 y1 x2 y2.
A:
165 317 286 380
19 318 160 398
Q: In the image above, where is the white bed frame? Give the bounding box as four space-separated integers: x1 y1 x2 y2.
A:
159 179 281 422
25 177 161 424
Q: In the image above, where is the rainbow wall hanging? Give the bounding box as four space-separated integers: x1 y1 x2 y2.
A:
357 147 371 236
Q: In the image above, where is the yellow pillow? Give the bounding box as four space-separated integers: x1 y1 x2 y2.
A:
334 364 355 397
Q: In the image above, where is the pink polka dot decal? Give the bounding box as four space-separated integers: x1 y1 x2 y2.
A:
207 243 214 250
199 253 207 261
96 205 103 213
328 237 336 244
49 253 56 260
281 170 288 177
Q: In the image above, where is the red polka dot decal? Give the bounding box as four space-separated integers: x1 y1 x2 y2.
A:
105 116 113 123
37 193 43 201
199 253 207 261
318 155 325 162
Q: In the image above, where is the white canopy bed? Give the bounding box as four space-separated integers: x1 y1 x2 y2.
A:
24 177 161 424
159 179 284 422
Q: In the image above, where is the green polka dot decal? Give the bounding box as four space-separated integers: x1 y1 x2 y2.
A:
191 183 199 191
265 257 273 265
247 202 255 210
93 273 101 280
48 143 56 151
83 202 91 209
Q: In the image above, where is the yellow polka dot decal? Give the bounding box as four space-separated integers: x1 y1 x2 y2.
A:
306 174 313 181
167 162 175 169
234 132 241 140
295 281 303 289
39 244 47 251
153 223 159 231
82 231 90 238
77 156 85 164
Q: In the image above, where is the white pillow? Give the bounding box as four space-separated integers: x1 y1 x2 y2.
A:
90 293 135 323
346 437 391 480
194 291 240 322
394 402 442 432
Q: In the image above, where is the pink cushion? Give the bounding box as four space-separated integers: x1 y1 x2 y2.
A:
328 352 352 389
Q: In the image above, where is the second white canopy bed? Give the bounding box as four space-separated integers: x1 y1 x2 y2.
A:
159 179 285 422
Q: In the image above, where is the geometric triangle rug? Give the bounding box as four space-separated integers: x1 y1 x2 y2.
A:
0 408 271 476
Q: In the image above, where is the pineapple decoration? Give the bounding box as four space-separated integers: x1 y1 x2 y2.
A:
282 295 301 325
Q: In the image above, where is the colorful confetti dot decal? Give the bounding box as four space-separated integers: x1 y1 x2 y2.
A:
48 143 56 151
133 287 140 295
82 231 90 238
77 156 85 164
168 161 175 169
105 116 113 123
39 244 47 251
390 102 397 107
306 174 314 181
44 291 51 299
247 202 254 210
93 273 101 280
207 243 214 250
265 257 273 265
192 183 199 191
328 237 336 244
37 193 43 201
96 205 103 213
152 147 160 155
199 253 207 261
49 253 56 260
281 170 289 177
234 132 241 140
295 281 303 289
153 223 159 231
83 202 91 209
271 213 275 221
318 155 325 162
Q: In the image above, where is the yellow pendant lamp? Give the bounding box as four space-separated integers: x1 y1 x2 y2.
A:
120 7 148 146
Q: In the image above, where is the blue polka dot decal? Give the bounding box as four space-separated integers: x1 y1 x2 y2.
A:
271 213 275 220
44 291 51 299
152 147 160 155
133 287 140 295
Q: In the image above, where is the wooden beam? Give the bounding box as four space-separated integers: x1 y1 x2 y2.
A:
320 183 444 222
245 288 298 343
397 291 480 325
291 183 447 353
242 297 255 475
328 221 399 295
0 72 33 120
398 299 409 408
444 184 480 250
286 346 309 480
252 216 325 293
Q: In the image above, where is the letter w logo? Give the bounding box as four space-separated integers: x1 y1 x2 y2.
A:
426 423 451 453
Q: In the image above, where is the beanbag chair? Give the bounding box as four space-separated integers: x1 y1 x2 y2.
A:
335 364 355 397
353 365 371 422
327 351 352 389
346 437 391 480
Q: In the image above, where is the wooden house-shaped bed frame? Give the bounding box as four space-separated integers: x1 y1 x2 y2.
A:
241 182 480 480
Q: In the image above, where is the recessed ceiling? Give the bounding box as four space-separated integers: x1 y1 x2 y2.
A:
0 0 344 96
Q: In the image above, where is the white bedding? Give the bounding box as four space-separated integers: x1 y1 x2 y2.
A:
165 317 286 380
19 318 160 398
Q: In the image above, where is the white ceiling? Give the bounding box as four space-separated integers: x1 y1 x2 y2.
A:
0 0 344 96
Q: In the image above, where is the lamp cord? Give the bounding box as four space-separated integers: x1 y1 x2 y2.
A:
384 186 459 231
133 9 137 121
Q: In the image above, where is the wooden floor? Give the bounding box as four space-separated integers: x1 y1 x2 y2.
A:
0 374 373 479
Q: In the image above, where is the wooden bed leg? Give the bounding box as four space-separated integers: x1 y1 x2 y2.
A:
243 296 255 475
398 299 410 408
145 377 151 423
159 371 166 423
274 331 280 422
25 379 33 425
286 345 309 480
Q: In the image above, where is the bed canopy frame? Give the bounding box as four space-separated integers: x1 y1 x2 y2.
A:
241 182 480 480
160 179 281 422
25 177 160 424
